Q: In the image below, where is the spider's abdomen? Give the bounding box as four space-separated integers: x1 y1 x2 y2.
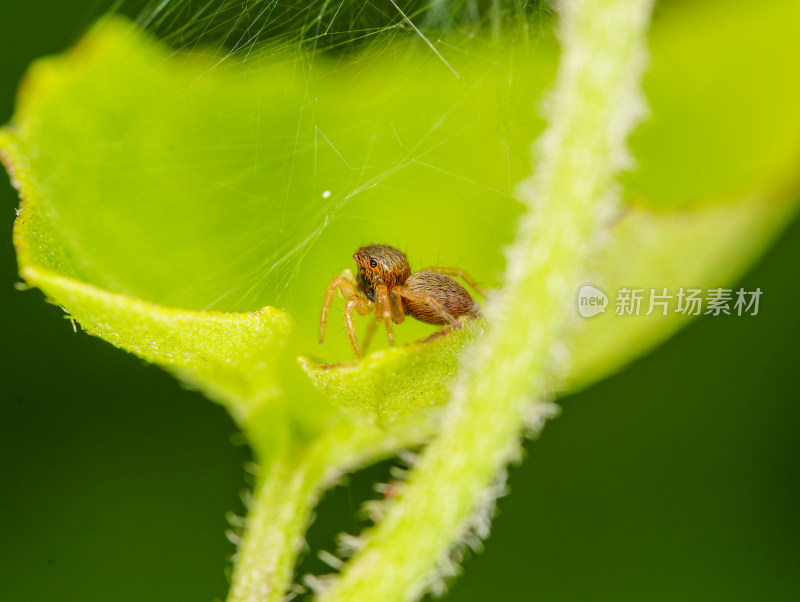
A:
403 271 478 325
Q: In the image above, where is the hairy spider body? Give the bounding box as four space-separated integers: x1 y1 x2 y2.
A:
402 271 478 325
319 244 484 358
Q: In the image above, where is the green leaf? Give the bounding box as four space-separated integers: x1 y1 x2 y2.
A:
567 192 800 392
15 262 293 423
3 0 800 427
3 18 554 318
300 318 483 425
626 0 800 208
1 16 556 427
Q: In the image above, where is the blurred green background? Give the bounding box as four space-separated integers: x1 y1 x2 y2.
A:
1 2 798 601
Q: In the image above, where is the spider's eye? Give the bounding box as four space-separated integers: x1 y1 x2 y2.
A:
370 259 377 268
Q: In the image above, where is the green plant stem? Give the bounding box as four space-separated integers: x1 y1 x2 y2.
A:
226 415 441 602
316 1 654 601
227 442 325 602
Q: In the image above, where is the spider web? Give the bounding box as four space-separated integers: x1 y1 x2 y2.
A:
68 0 556 353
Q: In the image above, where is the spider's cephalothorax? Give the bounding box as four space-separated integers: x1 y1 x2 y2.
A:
319 244 485 358
353 244 411 301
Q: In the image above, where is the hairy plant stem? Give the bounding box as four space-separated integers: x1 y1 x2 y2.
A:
316 1 654 601
226 416 440 602
226 442 324 602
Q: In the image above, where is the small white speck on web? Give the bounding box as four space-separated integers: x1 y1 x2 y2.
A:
322 190 331 198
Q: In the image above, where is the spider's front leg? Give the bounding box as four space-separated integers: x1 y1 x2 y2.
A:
343 295 373 358
319 271 360 344
361 319 379 355
374 284 396 347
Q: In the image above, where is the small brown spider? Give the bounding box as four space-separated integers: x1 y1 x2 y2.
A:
319 244 484 358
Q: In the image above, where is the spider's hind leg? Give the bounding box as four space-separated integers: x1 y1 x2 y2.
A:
419 266 486 298
391 285 461 329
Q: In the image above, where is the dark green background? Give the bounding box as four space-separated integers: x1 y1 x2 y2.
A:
1 2 798 601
